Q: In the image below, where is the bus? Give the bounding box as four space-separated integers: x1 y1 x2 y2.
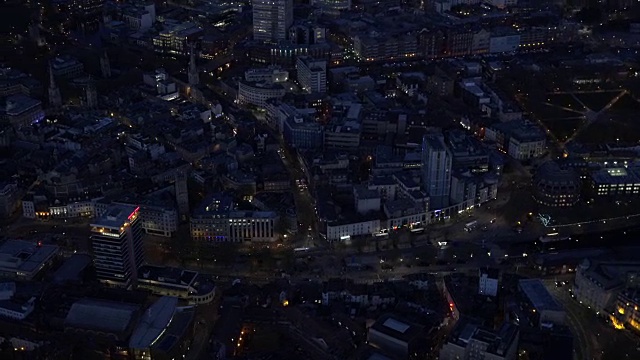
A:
537 233 572 252
464 221 478 232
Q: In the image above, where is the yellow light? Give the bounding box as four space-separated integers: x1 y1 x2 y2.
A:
282 300 289 307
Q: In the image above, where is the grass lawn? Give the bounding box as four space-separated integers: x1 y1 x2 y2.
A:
546 93 587 112
574 92 620 112
541 117 585 142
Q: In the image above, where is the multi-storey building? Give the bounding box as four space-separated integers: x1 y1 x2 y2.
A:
574 259 640 315
190 193 279 242
310 0 351 15
90 204 144 288
49 56 84 78
421 133 452 209
152 22 203 56
296 56 327 94
5 95 44 129
484 121 546 160
252 0 293 42
237 81 286 108
0 182 20 218
440 319 519 360
590 166 640 198
282 115 323 149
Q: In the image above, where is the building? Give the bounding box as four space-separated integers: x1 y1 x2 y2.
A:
252 0 293 42
296 56 327 94
519 279 566 327
5 94 44 128
237 81 286 108
489 32 520 54
282 115 323 149
0 240 59 280
48 64 62 108
49 55 84 78
325 218 380 242
188 45 199 87
129 297 196 360
137 266 216 304
611 289 640 332
532 161 581 207
153 22 203 56
324 120 361 149
64 298 140 341
484 121 546 160
245 66 289 84
0 182 20 218
574 259 640 315
0 296 36 321
311 0 351 15
96 198 179 238
90 204 144 288
190 193 278 242
589 166 640 198
228 211 277 242
439 319 519 360
190 193 233 242
421 133 452 209
479 268 499 297
367 314 426 359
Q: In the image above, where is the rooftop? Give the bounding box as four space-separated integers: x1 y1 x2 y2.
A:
65 298 140 334
0 240 59 276
52 254 92 284
91 204 139 229
129 296 179 349
519 279 564 312
369 313 424 343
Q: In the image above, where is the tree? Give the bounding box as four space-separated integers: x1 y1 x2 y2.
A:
352 236 368 253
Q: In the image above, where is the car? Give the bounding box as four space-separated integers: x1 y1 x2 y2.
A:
490 218 496 223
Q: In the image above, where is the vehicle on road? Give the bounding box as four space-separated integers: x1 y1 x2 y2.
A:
464 221 478 232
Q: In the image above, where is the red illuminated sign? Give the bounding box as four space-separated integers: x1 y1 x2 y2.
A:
128 207 140 220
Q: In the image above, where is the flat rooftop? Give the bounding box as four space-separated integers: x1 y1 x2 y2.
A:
0 240 59 276
519 279 564 312
369 313 423 343
91 204 139 229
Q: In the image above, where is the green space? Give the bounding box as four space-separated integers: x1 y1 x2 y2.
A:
546 93 587 112
576 116 640 143
574 92 619 112
534 103 583 120
609 93 640 112
244 328 282 354
542 117 585 143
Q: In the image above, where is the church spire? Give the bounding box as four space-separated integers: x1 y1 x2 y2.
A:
188 43 199 86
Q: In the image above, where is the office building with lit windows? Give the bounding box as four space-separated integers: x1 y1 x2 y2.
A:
252 0 293 42
191 193 278 242
90 204 144 288
590 166 640 198
296 56 327 94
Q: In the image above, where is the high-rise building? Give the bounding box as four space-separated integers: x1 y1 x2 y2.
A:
252 0 293 42
296 56 327 94
47 65 62 109
421 133 452 209
90 204 144 288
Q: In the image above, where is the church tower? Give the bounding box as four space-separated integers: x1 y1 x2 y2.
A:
86 77 97 108
48 64 62 109
100 50 111 78
188 44 199 86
